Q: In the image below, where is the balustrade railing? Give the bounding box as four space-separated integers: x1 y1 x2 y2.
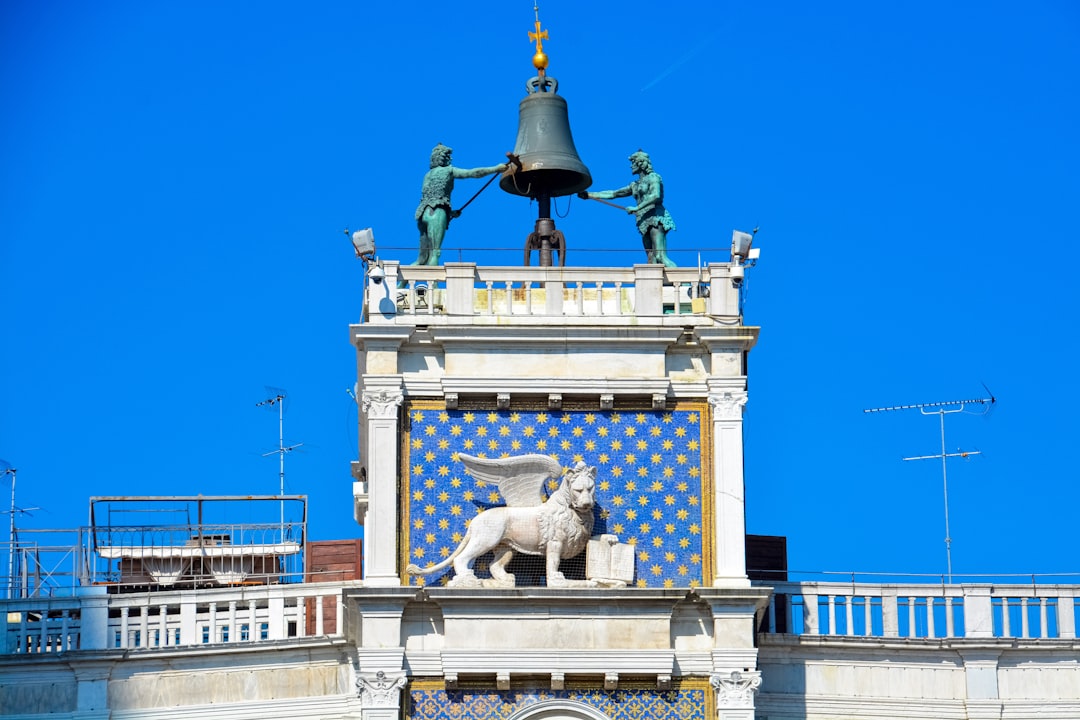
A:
2 597 82 654
2 581 349 655
368 263 742 321
760 582 1080 640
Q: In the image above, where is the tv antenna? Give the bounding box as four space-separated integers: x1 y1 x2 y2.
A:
864 388 995 583
256 388 303 530
1 460 41 599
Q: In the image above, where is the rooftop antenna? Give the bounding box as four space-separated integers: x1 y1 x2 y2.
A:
1 460 41 599
256 388 302 533
864 387 996 583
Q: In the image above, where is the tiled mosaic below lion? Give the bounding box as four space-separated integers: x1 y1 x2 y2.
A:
408 684 709 720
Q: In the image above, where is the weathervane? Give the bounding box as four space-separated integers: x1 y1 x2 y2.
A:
864 388 996 583
529 4 549 78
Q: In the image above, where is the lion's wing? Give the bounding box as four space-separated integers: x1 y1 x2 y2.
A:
457 453 563 507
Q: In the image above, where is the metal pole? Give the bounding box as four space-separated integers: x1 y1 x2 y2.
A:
278 397 285 531
7 470 14 599
938 409 953 583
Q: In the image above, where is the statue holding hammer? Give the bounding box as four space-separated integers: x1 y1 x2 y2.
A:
579 150 676 267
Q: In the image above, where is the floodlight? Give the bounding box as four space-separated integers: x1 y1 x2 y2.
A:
352 228 376 258
731 230 753 260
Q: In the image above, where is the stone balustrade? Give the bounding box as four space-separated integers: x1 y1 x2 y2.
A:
2 581 351 655
761 581 1080 640
366 262 742 321
1 596 82 654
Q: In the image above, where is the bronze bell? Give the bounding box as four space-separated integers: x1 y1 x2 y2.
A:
502 76 591 266
500 77 592 199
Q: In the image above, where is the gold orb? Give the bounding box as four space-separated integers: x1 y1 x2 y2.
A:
532 51 548 70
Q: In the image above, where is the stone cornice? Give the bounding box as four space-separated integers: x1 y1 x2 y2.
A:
694 326 760 352
757 633 1080 654
349 325 413 348
429 326 684 346
435 376 672 397
440 648 674 676
388 586 772 604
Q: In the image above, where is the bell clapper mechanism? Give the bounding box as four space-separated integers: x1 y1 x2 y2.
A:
500 5 593 267
864 387 996 583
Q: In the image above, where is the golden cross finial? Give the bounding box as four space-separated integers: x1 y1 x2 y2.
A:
529 4 550 72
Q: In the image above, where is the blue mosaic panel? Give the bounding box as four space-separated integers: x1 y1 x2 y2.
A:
409 687 707 720
404 407 709 588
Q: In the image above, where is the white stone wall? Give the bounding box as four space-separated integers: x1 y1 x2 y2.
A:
757 637 1080 719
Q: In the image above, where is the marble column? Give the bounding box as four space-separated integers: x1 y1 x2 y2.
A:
361 384 404 587
708 383 749 587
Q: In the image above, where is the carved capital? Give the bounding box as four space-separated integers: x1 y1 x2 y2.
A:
710 670 761 708
708 390 748 421
362 389 404 420
356 670 407 707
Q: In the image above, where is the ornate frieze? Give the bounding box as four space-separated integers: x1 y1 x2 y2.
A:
357 670 407 707
708 391 747 422
710 671 761 708
362 389 404 419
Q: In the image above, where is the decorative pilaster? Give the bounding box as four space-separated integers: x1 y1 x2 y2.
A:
73 661 114 718
708 384 750 586
361 384 405 586
710 670 761 720
356 670 408 720
959 650 1004 720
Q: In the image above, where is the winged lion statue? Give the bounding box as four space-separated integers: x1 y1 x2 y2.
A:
406 453 599 588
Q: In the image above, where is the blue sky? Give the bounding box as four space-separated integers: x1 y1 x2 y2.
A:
2 1 1078 581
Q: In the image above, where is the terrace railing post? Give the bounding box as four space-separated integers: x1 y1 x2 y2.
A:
708 263 740 317
77 586 109 651
179 593 198 646
1057 588 1076 639
965 586 994 638
634 265 664 316
444 263 476 315
268 591 286 640
882 587 899 638
544 269 565 316
803 592 818 635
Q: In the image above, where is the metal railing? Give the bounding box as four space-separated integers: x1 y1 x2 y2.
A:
89 521 306 588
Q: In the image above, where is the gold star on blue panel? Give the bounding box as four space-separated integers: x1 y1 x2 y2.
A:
403 405 709 588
